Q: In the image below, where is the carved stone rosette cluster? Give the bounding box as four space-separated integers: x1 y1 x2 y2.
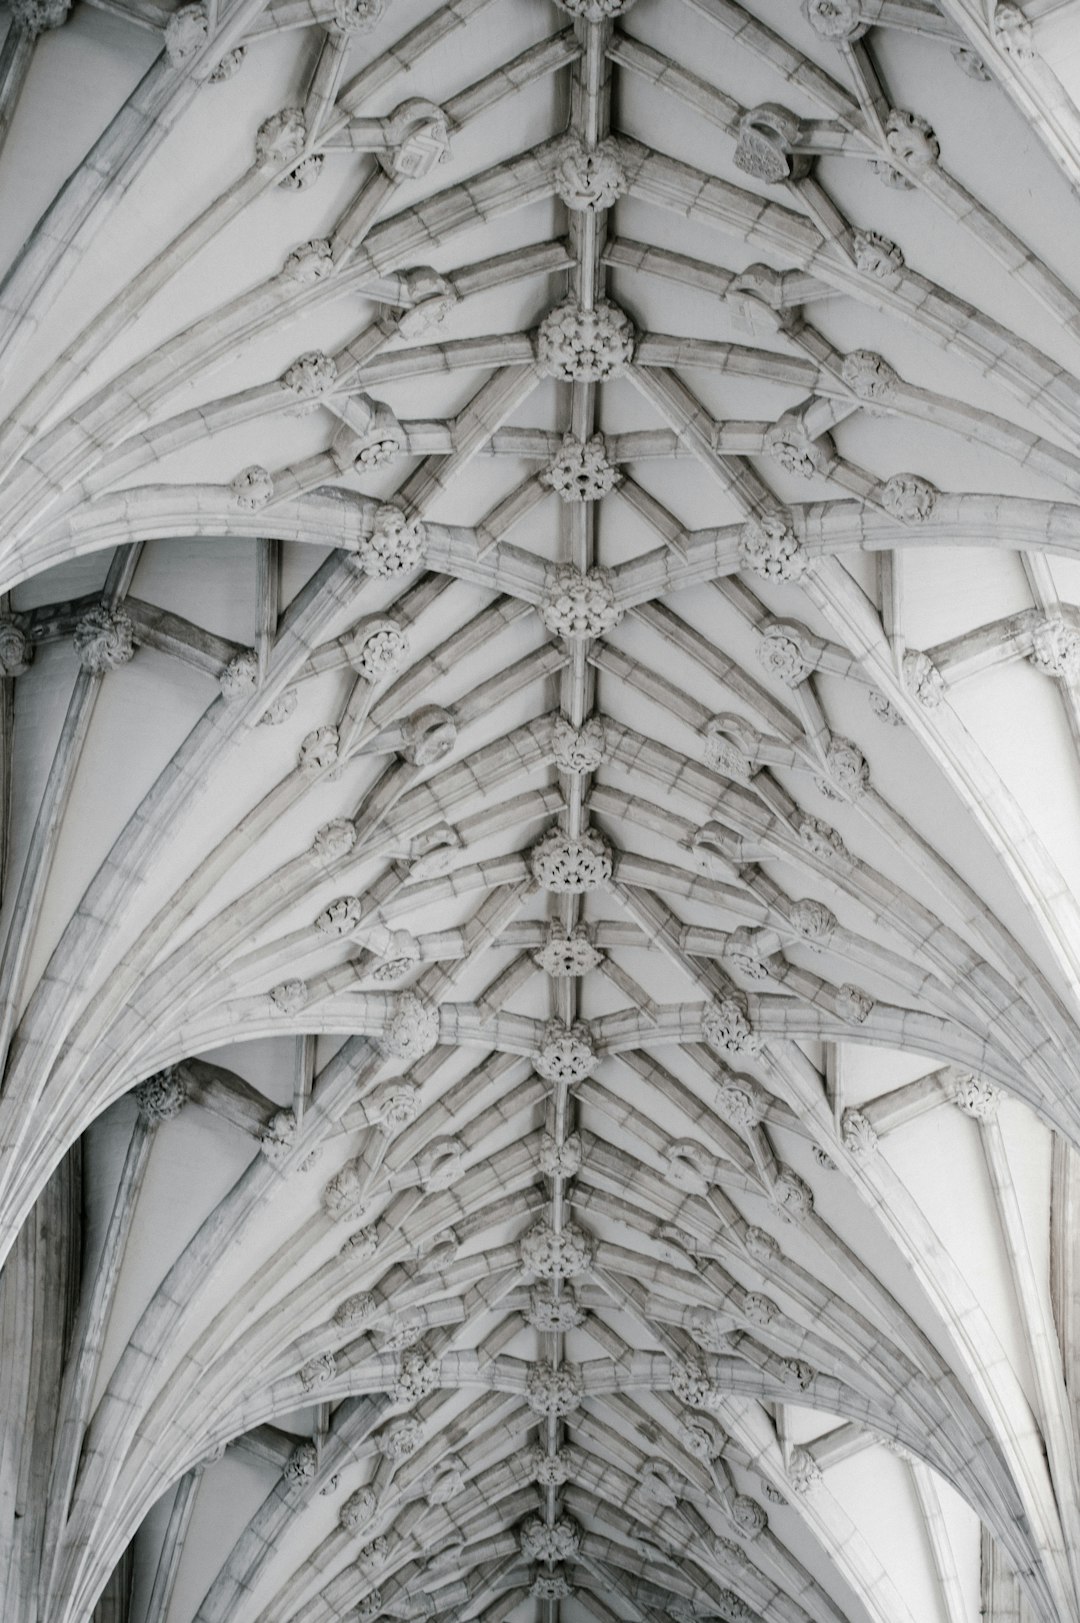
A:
356 505 425 577
702 994 759 1056
540 564 622 639
520 1220 594 1279
542 432 620 502
552 136 627 212
552 714 607 772
535 1018 598 1084
74 607 135 674
529 827 613 892
537 299 635 381
739 515 806 582
133 1067 188 1124
533 922 602 977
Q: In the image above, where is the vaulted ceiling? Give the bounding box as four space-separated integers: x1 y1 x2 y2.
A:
3 3 1080 1623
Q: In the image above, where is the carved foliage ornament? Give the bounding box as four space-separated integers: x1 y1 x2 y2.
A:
554 0 636 15
841 349 898 404
283 239 334 282
282 350 338 404
392 1346 440 1403
310 818 356 861
260 1108 298 1164
543 432 620 502
530 827 613 893
350 621 410 683
377 1417 423 1461
537 299 635 381
954 1073 1000 1119
283 1442 318 1488
532 1571 573 1600
552 714 607 773
758 621 818 686
541 564 622 639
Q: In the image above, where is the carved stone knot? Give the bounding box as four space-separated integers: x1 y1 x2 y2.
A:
841 349 898 404
380 100 451 180
164 3 207 66
350 620 410 682
533 922 602 977
853 228 904 282
954 1073 1000 1120
537 298 634 381
1031 617 1080 682
356 504 424 577
841 1107 879 1157
231 465 273 510
520 1219 594 1279
310 818 356 861
340 1485 377 1531
903 649 945 707
881 472 936 522
283 239 334 282
376 1416 424 1461
816 735 870 800
380 992 439 1062
543 432 619 502
395 267 461 338
282 1441 318 1487
788 897 836 941
739 514 806 580
298 726 338 777
540 564 621 639
525 1285 586 1331
552 714 607 773
525 1360 583 1416
255 107 307 168
702 994 759 1056
788 1445 824 1494
400 706 455 766
0 616 32 677
530 827 613 892
519 1514 581 1561
802 0 867 39
299 1351 336 1391
282 350 338 404
553 136 627 212
772 1166 814 1222
331 0 384 31
714 1073 767 1130
758 620 819 685
836 984 874 1024
734 104 809 183
536 1018 597 1083
133 1067 188 1124
392 1346 440 1403
260 1108 298 1163
219 650 258 701
74 607 135 674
